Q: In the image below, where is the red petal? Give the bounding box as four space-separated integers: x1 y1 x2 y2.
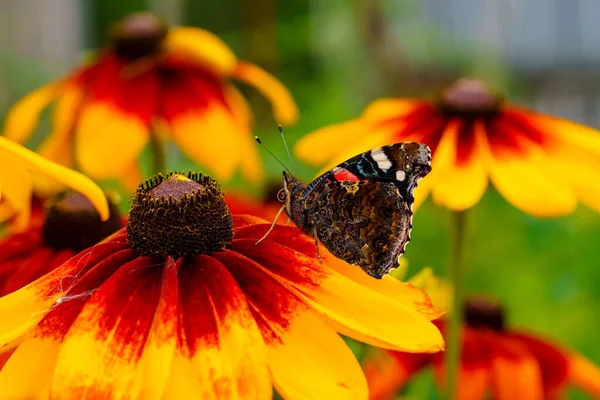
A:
233 224 318 259
36 249 139 340
505 331 569 396
158 69 227 121
211 250 307 344
230 238 327 289
385 103 447 153
50 255 168 398
170 254 270 398
364 350 430 400
86 55 158 122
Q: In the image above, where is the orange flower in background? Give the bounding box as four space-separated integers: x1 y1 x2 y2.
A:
296 79 600 217
0 171 443 399
3 12 298 186
0 136 108 231
364 297 600 400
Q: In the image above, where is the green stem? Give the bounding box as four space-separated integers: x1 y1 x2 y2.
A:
445 210 466 400
149 133 166 174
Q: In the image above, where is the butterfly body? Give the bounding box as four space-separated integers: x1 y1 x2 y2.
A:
280 142 432 279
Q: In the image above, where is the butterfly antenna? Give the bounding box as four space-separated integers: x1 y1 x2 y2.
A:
278 125 297 176
255 136 295 177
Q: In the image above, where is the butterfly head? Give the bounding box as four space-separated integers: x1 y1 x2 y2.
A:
279 171 296 215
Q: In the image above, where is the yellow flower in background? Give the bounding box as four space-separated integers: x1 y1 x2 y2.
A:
0 172 443 399
0 137 108 231
296 79 600 217
3 12 298 186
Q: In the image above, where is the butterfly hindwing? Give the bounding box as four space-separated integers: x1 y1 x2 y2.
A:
304 180 413 278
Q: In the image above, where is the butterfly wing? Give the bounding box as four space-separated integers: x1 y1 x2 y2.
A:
303 142 431 202
305 180 412 278
300 142 431 279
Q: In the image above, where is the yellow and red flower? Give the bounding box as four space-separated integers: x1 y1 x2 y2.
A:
364 297 600 400
0 171 443 399
0 136 108 231
0 192 122 298
3 12 298 186
295 79 600 217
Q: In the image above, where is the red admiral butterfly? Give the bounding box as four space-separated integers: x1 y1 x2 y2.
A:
257 135 432 279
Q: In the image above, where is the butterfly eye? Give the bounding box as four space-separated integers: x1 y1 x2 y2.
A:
277 189 287 202
403 163 413 171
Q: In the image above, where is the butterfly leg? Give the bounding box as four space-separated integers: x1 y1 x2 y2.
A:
312 226 323 263
255 205 286 245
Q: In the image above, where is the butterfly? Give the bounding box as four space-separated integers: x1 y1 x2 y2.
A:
258 141 432 279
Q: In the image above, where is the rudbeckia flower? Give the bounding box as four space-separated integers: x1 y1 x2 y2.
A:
3 12 298 185
296 79 600 217
0 192 122 297
0 136 108 231
363 297 600 400
0 171 443 399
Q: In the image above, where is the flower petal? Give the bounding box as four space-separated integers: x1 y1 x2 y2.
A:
361 99 427 121
490 335 544 400
135 260 179 400
33 85 83 196
212 250 367 400
163 255 270 399
0 136 110 221
0 160 32 231
0 232 130 350
505 332 569 396
75 56 155 180
0 330 58 399
431 324 492 400
233 224 444 320
0 244 137 398
430 119 489 211
269 312 367 400
162 72 259 181
295 120 395 169
231 237 444 353
539 126 600 213
484 133 577 217
169 108 244 181
3 82 61 144
163 27 238 75
50 256 167 398
363 350 430 400
568 352 600 398
233 61 299 125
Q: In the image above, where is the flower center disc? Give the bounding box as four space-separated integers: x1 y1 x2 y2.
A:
110 12 168 60
463 296 505 332
42 192 122 252
126 172 234 259
438 79 501 117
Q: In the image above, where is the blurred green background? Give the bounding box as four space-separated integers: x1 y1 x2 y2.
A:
1 1 599 398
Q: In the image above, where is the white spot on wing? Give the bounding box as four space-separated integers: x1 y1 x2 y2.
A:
395 170 406 181
370 149 392 170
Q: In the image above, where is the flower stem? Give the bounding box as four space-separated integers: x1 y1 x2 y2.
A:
445 209 466 400
149 133 166 174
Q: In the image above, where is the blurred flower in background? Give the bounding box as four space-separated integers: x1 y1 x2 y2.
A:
0 136 108 231
296 79 600 217
0 171 443 399
0 192 122 297
2 12 298 186
363 296 600 400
